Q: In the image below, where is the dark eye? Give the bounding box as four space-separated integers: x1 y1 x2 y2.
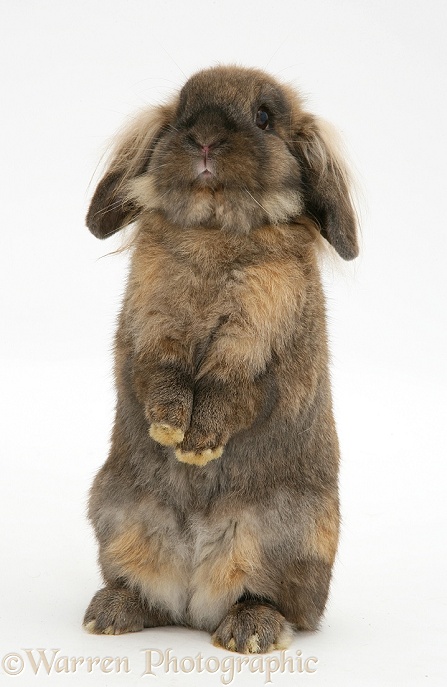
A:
256 108 270 130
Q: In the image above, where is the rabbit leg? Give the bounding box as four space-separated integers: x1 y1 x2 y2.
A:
83 586 173 635
143 364 194 446
125 333 195 447
273 558 334 631
261 490 338 632
175 261 303 465
211 492 338 648
212 600 294 654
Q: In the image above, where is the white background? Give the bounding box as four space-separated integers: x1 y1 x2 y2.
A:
1 0 446 685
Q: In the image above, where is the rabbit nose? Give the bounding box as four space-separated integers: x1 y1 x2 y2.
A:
188 132 225 152
199 140 221 153
201 143 219 162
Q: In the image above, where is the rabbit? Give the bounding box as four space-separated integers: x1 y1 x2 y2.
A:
82 65 358 654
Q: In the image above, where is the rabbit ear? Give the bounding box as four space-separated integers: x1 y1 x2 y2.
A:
293 116 358 260
86 170 138 239
86 100 177 239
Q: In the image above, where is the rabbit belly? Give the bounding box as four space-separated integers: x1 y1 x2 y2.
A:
100 509 263 631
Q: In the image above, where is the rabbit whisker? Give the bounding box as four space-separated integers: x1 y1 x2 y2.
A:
94 199 125 216
243 187 268 215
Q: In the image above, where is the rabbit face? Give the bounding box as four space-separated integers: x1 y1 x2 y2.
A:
129 67 304 232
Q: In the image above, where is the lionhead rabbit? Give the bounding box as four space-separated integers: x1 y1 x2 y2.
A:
83 65 358 654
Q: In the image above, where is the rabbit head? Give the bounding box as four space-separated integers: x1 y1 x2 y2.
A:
87 65 358 260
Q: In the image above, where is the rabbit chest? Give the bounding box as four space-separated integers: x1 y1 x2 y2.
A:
124 214 309 373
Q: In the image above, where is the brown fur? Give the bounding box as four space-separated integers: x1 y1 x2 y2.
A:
83 65 357 652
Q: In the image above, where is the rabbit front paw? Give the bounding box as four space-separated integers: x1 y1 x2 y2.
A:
174 422 228 466
146 397 192 447
175 445 224 466
149 422 184 446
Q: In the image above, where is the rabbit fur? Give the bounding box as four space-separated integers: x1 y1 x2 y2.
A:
83 65 358 654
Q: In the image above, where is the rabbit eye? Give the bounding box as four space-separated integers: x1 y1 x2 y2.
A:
256 108 270 130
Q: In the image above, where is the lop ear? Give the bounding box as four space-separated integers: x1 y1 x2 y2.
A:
293 115 358 260
86 100 177 239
